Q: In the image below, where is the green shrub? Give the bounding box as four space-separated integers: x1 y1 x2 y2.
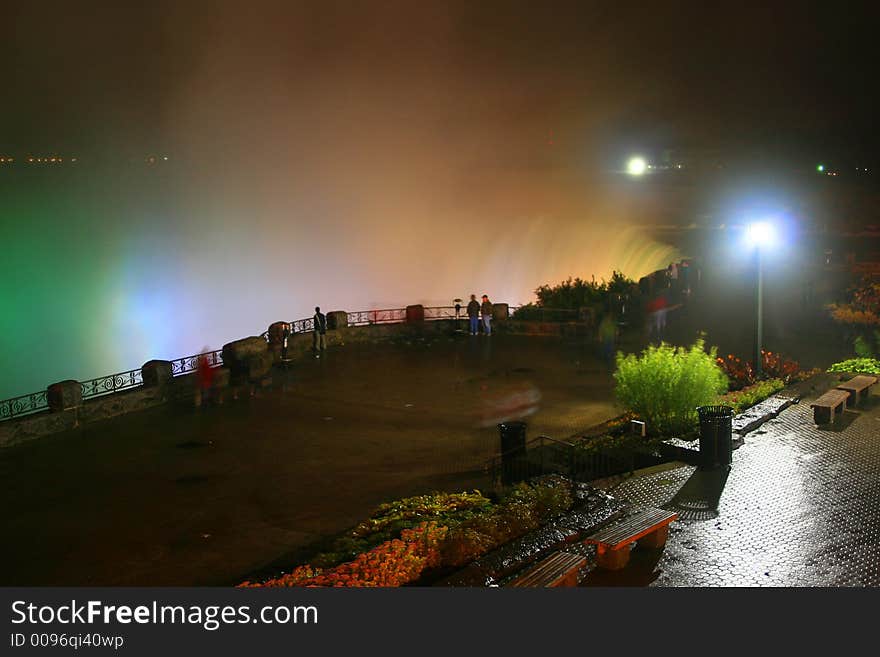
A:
575 432 662 457
854 335 874 358
614 337 728 436
828 358 880 376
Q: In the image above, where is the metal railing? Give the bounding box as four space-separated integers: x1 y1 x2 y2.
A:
169 349 224 376
486 434 635 488
0 390 49 421
80 368 144 399
0 303 525 422
347 308 407 326
507 306 581 322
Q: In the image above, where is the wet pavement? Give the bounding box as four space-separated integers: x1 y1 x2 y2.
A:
590 387 880 586
0 334 617 586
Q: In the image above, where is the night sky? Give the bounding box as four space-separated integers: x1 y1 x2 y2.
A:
2 2 877 162
1 1 878 395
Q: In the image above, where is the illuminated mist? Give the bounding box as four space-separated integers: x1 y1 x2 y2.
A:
1 3 686 398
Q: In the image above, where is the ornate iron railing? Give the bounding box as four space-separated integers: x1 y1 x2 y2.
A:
169 349 223 375
1 304 525 422
346 308 407 326
424 306 460 320
80 368 144 399
0 390 49 420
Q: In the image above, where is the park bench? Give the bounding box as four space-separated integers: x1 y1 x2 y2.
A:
810 389 850 425
506 550 587 587
583 507 678 571
835 375 878 406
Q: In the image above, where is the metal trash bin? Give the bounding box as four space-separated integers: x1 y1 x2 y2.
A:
696 405 734 469
498 421 528 484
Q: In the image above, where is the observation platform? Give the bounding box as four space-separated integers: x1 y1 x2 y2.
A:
0 334 616 585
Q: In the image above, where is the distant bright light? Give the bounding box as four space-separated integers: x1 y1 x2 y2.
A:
745 221 778 249
816 164 824 172
627 157 647 176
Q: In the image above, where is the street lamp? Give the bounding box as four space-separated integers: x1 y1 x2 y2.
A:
745 221 778 377
627 156 648 176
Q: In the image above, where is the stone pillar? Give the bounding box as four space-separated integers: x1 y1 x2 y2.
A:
141 360 174 388
267 321 290 346
222 337 271 385
492 303 509 321
406 304 425 323
327 311 348 330
47 380 83 412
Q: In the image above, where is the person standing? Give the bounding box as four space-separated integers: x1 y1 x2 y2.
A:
597 312 618 368
467 294 480 335
481 294 493 336
313 306 327 357
194 349 214 408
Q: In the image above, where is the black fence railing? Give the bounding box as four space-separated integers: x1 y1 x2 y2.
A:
507 307 581 322
347 308 407 326
0 390 50 421
80 368 144 400
169 350 224 376
486 434 636 488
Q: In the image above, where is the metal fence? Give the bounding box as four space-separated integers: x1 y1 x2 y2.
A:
346 308 407 326
0 390 49 421
80 368 144 399
169 350 224 376
486 435 635 488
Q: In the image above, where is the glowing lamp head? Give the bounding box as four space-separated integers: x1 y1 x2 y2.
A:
745 221 777 249
627 156 647 176
817 164 824 172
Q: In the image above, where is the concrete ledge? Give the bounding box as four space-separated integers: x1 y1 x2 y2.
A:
79 386 167 424
0 410 78 448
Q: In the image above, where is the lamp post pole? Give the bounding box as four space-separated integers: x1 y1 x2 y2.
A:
755 247 763 378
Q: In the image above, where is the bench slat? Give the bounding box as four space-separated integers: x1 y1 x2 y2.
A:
584 508 678 549
836 375 877 392
507 551 586 587
810 389 850 408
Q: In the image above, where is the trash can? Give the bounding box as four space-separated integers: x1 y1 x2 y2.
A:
498 421 528 485
696 405 734 469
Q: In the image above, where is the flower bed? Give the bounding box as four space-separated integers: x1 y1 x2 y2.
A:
239 479 574 587
716 379 785 414
716 350 800 390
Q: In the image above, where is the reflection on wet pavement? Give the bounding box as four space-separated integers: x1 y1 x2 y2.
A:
594 397 880 586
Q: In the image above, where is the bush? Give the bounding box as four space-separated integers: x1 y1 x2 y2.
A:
614 337 728 436
828 358 880 376
512 272 637 318
828 277 880 328
716 350 800 390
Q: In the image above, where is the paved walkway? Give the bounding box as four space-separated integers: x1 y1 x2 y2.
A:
589 380 880 586
0 334 617 586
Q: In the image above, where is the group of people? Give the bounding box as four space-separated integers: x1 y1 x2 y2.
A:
465 294 494 336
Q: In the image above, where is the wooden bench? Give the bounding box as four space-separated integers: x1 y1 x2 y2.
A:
506 550 587 587
810 388 850 425
836 375 878 406
583 507 678 571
